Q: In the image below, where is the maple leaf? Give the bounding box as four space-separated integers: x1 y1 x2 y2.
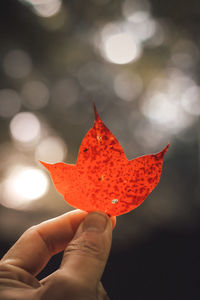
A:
40 104 169 217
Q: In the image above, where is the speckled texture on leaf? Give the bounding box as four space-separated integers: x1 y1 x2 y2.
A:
40 105 169 217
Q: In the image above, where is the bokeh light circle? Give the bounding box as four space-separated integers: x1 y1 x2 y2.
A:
10 112 41 144
181 85 200 116
3 49 32 79
33 0 62 18
103 32 141 64
35 136 67 163
2 166 49 209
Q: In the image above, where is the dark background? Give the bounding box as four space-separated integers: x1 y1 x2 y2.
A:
0 0 200 299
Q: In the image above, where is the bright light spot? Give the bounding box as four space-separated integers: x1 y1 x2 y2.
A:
141 93 194 133
3 49 32 79
10 112 41 144
35 136 67 163
104 32 141 64
1 166 49 209
114 70 143 101
141 93 179 124
0 89 21 118
140 69 196 134
126 16 157 42
138 18 156 41
128 11 150 23
51 78 79 109
181 86 200 116
21 80 49 110
112 199 118 204
97 22 144 65
122 0 159 43
12 168 48 200
33 0 62 18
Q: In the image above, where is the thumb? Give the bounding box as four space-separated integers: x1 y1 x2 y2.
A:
59 212 113 287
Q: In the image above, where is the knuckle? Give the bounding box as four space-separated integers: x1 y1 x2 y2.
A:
27 225 55 255
0 263 11 279
26 225 37 233
65 234 105 261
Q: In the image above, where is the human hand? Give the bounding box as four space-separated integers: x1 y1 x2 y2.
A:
0 210 116 300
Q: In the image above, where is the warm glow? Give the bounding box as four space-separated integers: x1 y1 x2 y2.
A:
12 168 48 200
2 166 49 209
103 32 141 64
10 112 41 144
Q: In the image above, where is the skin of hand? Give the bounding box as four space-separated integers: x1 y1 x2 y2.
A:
0 210 116 300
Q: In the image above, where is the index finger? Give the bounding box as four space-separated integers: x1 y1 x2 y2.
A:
1 210 88 276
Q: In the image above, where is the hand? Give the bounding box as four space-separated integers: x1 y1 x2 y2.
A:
0 210 116 300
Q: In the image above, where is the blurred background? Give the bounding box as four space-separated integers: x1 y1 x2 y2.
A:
0 0 200 298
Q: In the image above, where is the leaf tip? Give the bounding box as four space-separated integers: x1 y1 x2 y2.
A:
93 102 100 121
155 143 170 159
40 160 52 171
163 143 170 155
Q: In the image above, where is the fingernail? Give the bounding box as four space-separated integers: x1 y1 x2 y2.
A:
82 212 108 233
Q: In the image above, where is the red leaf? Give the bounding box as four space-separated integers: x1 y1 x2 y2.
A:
40 105 169 217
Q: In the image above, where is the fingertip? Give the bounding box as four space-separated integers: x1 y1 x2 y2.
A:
91 212 116 230
86 211 116 230
60 211 113 285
